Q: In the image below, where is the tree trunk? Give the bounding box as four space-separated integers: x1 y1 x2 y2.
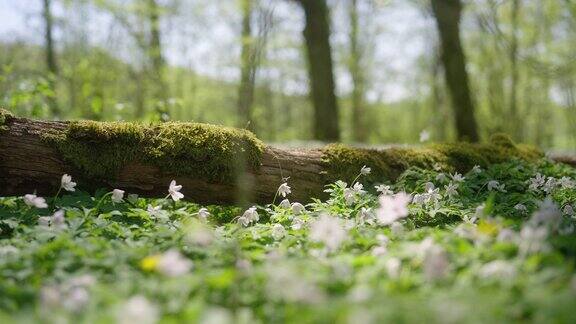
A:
42 0 60 117
263 81 276 141
508 0 521 140
563 80 576 146
431 0 479 142
237 0 257 131
147 0 168 120
0 115 566 206
431 43 448 141
130 68 147 119
297 0 341 142
348 0 367 143
476 8 506 134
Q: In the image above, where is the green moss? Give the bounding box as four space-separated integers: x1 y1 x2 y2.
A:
0 109 14 131
43 120 265 182
322 135 543 184
489 133 516 149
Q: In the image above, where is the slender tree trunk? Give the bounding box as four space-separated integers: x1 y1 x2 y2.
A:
508 0 521 140
187 73 198 121
431 0 479 142
147 0 168 120
477 2 506 134
297 0 341 142
348 0 367 142
279 71 294 136
91 88 105 121
563 80 576 146
129 68 147 119
237 0 257 131
431 46 448 141
66 76 77 118
263 81 276 141
42 0 60 117
479 20 505 133
530 3 551 147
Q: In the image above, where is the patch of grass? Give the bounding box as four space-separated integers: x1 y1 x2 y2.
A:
0 155 575 322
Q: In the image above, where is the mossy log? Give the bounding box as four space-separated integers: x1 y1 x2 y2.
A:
0 111 572 205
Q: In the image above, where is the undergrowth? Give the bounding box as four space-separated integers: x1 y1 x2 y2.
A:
0 158 575 323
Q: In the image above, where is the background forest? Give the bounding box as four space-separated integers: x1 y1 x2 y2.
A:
0 0 575 150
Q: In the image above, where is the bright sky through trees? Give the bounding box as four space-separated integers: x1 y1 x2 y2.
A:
0 0 426 102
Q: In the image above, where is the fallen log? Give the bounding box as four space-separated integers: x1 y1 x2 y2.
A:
0 110 571 205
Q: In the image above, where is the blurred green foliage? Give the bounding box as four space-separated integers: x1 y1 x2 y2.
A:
0 0 574 148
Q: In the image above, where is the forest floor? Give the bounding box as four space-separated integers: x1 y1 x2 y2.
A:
0 158 576 323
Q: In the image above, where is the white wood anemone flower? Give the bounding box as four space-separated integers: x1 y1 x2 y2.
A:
168 180 184 201
112 189 125 203
61 174 77 192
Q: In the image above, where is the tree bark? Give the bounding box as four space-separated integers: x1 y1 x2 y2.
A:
237 0 257 131
42 0 60 117
297 0 341 142
430 43 448 141
476 7 506 134
348 0 367 143
431 0 480 142
146 0 168 120
508 0 521 140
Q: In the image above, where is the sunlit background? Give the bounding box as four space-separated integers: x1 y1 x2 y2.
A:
0 0 574 149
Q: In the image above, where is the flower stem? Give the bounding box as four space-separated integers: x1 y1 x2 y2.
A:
52 187 62 210
93 192 112 213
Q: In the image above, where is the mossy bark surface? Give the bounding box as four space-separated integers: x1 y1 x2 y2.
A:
42 120 264 182
0 115 566 205
322 134 542 186
0 109 14 131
